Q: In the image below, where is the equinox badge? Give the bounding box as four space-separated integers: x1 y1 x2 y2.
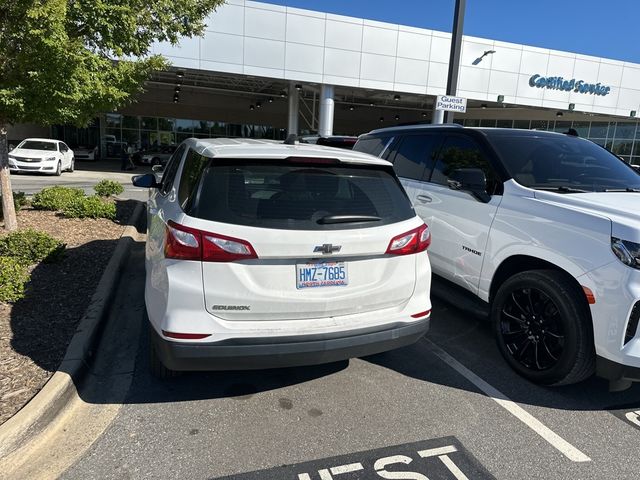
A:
314 244 342 255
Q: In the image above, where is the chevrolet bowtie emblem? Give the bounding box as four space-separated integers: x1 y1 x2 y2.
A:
313 244 342 255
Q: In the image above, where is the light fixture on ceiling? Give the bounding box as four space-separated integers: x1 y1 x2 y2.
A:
349 105 355 111
174 86 181 93
421 112 427 117
369 102 375 107
256 101 262 108
481 103 487 109
176 71 184 78
393 94 401 101
249 104 255 110
268 98 274 103
556 111 563 117
379 116 384 122
295 84 303 91
395 114 400 121
280 91 287 98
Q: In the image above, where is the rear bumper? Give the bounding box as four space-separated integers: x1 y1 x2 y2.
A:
151 317 430 371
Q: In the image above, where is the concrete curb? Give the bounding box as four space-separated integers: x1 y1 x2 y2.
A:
0 201 145 460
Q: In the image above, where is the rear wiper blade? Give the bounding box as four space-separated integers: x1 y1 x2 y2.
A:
317 215 382 224
533 186 589 193
603 188 640 192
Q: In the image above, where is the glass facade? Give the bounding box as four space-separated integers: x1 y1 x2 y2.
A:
462 119 640 165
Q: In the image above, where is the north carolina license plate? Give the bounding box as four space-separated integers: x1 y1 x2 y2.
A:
296 261 348 289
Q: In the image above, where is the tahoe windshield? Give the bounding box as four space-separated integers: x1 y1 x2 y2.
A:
488 134 640 192
18 140 57 151
186 160 415 230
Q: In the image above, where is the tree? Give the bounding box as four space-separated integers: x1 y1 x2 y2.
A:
0 0 224 230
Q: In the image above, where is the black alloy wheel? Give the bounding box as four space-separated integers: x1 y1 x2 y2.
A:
492 270 595 386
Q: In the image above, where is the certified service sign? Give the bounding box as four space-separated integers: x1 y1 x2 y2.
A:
435 95 467 113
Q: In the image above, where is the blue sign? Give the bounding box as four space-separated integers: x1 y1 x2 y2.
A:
529 74 611 96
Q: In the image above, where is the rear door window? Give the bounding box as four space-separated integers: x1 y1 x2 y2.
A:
187 160 415 230
160 144 187 195
388 134 443 181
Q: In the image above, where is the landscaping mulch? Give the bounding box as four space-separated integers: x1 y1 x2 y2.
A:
0 199 137 425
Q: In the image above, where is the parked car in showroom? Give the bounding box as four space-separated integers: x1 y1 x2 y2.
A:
134 145 177 166
355 124 640 389
133 138 432 378
8 138 74 175
73 145 98 161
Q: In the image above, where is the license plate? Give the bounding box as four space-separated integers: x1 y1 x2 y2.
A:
296 261 348 289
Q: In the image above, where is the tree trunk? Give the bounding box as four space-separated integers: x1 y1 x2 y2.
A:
0 124 18 231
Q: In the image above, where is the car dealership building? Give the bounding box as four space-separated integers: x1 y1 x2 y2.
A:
10 0 640 165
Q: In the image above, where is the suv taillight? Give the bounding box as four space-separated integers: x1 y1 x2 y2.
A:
386 224 431 255
165 221 257 262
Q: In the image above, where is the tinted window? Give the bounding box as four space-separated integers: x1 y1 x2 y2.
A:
188 160 415 230
353 135 393 157
430 136 502 195
160 144 187 195
391 134 442 181
178 149 210 208
488 134 640 192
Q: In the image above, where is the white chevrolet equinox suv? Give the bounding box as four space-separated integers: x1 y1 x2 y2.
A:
355 125 640 388
133 138 432 378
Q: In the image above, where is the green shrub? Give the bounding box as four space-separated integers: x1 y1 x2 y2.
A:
0 191 29 220
32 186 84 211
0 229 66 265
0 256 29 303
62 195 116 219
94 180 124 197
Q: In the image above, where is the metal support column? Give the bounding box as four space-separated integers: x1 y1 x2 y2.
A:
431 109 444 125
318 84 335 137
444 0 466 124
287 83 300 136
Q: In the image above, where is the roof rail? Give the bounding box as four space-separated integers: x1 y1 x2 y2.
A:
368 123 464 135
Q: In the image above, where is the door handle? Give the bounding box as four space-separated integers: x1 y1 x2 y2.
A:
416 194 432 203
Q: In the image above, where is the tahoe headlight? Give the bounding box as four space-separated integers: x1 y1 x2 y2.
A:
612 238 640 269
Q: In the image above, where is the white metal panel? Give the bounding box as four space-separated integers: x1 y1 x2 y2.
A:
285 43 324 74
323 48 361 78
460 40 494 70
519 49 549 74
395 57 429 86
397 31 431 61
206 3 245 35
487 70 519 97
430 36 451 64
243 37 285 69
325 19 363 51
154 37 199 60
427 62 448 88
491 47 522 73
458 66 491 93
362 25 398 56
621 66 640 90
360 53 396 83
201 32 243 64
598 62 624 85
244 6 286 41
285 13 326 46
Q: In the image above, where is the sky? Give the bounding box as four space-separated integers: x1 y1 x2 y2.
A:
263 0 640 64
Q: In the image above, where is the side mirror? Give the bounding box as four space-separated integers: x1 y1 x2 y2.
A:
447 168 491 203
132 173 160 189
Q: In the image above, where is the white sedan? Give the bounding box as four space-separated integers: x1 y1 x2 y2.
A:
8 138 75 175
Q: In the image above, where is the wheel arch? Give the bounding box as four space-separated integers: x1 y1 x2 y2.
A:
489 255 593 316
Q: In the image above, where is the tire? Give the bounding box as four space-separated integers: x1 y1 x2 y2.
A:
68 158 75 172
491 269 595 386
55 161 62 176
149 330 180 380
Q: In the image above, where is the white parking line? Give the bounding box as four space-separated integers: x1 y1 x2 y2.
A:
425 339 591 463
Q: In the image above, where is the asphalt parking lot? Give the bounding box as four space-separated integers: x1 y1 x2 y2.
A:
50 238 640 480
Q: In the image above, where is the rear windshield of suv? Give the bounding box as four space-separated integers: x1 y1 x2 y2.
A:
186 160 415 230
489 134 640 192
